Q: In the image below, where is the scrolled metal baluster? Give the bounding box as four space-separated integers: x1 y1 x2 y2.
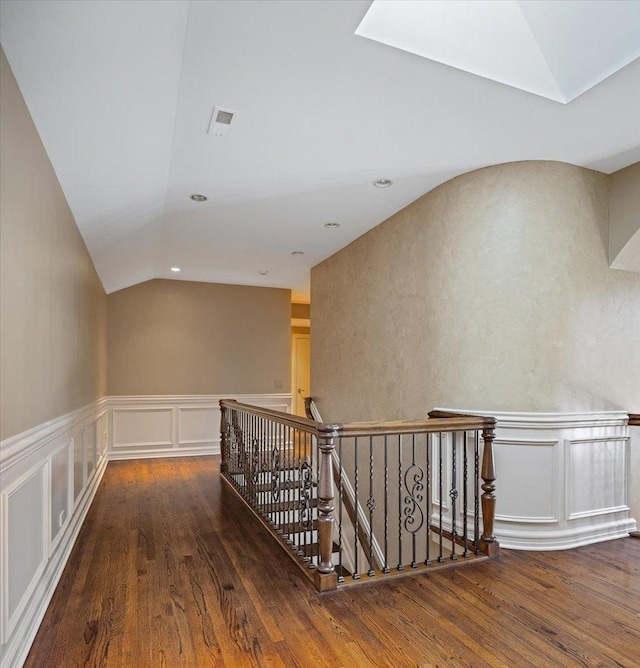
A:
383 435 390 573
367 435 375 577
403 447 424 568
403 434 424 569
425 432 431 566
353 437 360 579
338 436 344 583
397 434 404 571
438 432 445 563
463 430 469 557
474 430 480 555
449 431 458 561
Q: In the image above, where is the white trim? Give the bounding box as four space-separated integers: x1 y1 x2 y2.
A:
109 394 292 459
565 436 630 521
0 399 108 474
0 393 290 668
493 437 559 524
432 407 630 430
496 518 636 550
437 407 636 550
1 463 48 644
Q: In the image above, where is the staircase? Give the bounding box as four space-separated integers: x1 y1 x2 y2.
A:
220 399 499 591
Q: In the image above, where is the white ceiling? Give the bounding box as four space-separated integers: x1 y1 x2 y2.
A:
1 0 639 298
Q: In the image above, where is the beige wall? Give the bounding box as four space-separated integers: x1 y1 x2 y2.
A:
311 161 640 423
0 49 107 440
107 279 291 395
609 161 640 264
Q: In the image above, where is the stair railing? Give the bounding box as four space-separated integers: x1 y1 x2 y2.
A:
220 399 498 592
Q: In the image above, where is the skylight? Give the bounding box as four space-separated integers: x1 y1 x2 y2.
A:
356 0 640 104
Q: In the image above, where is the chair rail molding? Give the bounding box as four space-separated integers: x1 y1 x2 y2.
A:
433 408 636 550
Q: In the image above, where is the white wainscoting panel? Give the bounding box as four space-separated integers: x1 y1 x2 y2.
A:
2 463 48 644
566 437 628 520
493 439 558 523
108 394 292 460
0 399 108 668
112 407 174 450
178 406 219 447
434 408 636 550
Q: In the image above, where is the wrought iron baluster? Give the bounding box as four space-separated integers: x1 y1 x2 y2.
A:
383 434 390 573
397 434 403 571
353 436 360 579
450 431 458 561
338 436 344 583
367 435 375 577
438 432 445 563
403 433 424 569
474 430 480 554
463 430 469 557
425 432 431 566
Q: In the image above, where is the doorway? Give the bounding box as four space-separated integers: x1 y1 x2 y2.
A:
291 332 310 416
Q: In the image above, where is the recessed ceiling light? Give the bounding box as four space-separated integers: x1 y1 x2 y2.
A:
258 269 269 275
373 178 393 188
324 222 341 228
291 251 305 255
189 193 207 202
170 266 181 272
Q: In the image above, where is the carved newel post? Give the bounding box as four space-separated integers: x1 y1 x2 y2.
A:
480 421 499 557
314 429 338 592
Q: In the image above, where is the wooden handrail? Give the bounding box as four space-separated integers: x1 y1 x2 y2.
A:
220 399 319 432
629 414 640 426
221 399 495 439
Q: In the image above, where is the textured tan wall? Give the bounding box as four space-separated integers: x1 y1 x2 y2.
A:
609 161 640 262
107 279 291 395
0 48 107 440
311 161 640 423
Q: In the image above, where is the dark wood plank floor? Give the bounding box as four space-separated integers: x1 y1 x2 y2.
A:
25 456 640 667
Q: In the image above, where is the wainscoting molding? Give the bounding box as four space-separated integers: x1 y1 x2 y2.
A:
109 394 292 460
0 399 108 668
435 408 637 550
0 393 291 668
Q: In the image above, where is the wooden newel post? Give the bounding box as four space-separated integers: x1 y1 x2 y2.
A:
480 422 499 557
314 430 338 592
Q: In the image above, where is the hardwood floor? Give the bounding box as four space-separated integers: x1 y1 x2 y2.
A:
25 456 639 667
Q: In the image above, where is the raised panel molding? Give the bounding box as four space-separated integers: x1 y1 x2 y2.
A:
493 438 559 524
0 399 109 668
108 394 292 461
566 437 629 520
111 406 174 450
1 462 48 645
435 408 636 550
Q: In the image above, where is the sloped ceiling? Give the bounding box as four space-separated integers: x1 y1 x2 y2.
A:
1 0 639 297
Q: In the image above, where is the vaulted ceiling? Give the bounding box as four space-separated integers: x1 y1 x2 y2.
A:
1 0 639 298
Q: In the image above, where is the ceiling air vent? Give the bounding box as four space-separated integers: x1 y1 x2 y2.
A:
208 106 236 136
